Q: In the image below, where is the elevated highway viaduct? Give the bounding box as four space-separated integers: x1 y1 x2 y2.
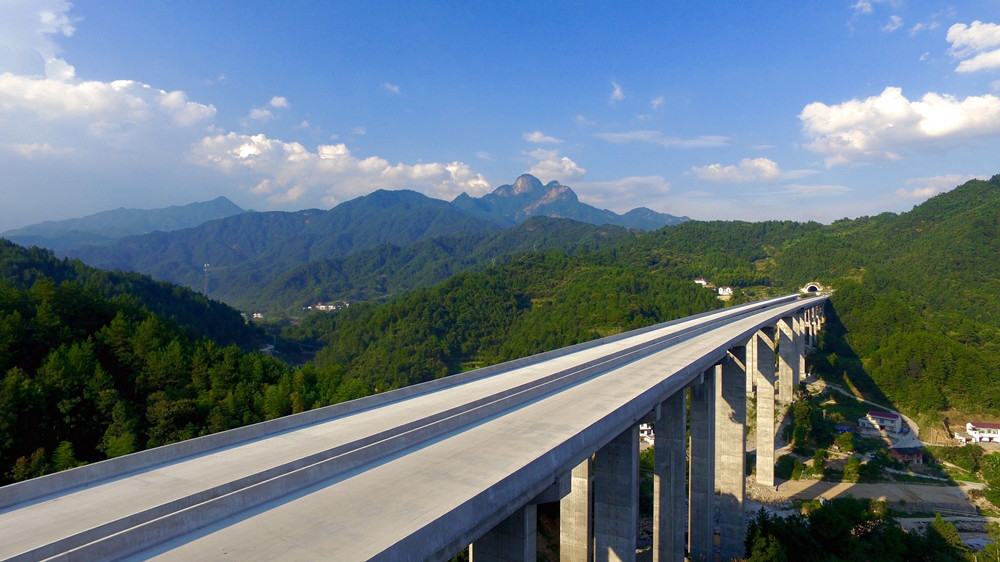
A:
0 293 826 561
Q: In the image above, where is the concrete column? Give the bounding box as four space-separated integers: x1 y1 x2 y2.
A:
653 390 687 562
745 332 757 396
716 349 747 561
777 316 798 403
560 457 593 562
795 313 807 381
593 425 638 562
754 328 777 488
688 370 715 562
471 504 537 562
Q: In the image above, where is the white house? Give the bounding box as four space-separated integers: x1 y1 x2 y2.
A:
694 277 708 287
639 423 654 443
858 410 902 433
718 286 734 296
965 421 1000 443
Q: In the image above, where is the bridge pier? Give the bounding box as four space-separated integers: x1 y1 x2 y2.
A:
777 316 798 403
754 327 778 488
560 457 593 561
652 390 687 562
688 371 715 561
716 348 747 560
470 504 537 562
593 426 639 561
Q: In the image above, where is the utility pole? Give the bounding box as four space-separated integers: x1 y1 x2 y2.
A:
204 263 210 296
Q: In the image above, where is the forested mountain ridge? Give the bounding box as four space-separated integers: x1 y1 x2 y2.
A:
0 240 258 347
452 174 688 230
66 189 502 305
2 196 247 252
241 217 633 313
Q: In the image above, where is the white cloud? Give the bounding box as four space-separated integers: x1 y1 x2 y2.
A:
575 114 596 126
524 148 585 182
691 158 784 182
248 107 274 121
383 82 400 94
572 176 671 212
651 96 665 109
851 1 873 15
956 50 1000 74
595 130 729 149
269 96 290 109
0 0 77 79
609 81 624 103
800 87 1000 167
351 126 366 135
523 130 563 143
778 184 852 198
191 132 492 205
882 15 902 32
948 21 1000 73
0 73 216 127
947 21 1000 58
7 141 73 157
910 22 938 36
896 174 983 199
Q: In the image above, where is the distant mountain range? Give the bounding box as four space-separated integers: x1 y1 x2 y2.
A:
453 174 687 230
2 196 247 252
6 175 687 311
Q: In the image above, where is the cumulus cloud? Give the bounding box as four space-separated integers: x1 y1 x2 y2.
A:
190 132 492 205
609 81 624 103
651 96 665 109
896 174 983 199
691 158 784 182
383 82 400 94
595 130 729 149
269 96 289 109
800 87 1000 166
948 21 1000 73
524 148 585 182
248 107 274 121
523 130 563 143
0 73 216 128
575 114 596 126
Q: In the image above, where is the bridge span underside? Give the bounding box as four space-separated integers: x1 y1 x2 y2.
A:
0 294 826 562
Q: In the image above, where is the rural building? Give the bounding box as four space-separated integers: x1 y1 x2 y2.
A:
858 410 902 433
958 421 1000 443
889 447 924 465
718 286 734 296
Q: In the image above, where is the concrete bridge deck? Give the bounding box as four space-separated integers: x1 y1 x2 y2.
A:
0 294 824 561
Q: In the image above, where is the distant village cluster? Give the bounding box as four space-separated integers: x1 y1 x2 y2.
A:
693 277 733 300
306 300 350 312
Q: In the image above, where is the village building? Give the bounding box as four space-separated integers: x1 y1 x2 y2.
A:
858 410 902 433
889 447 924 465
956 421 1000 444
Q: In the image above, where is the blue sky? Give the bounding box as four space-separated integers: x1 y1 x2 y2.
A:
2 1 1000 231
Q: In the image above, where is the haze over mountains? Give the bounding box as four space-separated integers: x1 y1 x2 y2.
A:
1 197 248 252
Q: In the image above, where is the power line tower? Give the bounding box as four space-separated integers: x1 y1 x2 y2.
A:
203 263 210 296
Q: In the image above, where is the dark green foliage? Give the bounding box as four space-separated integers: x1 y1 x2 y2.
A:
0 239 259 347
745 497 941 561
